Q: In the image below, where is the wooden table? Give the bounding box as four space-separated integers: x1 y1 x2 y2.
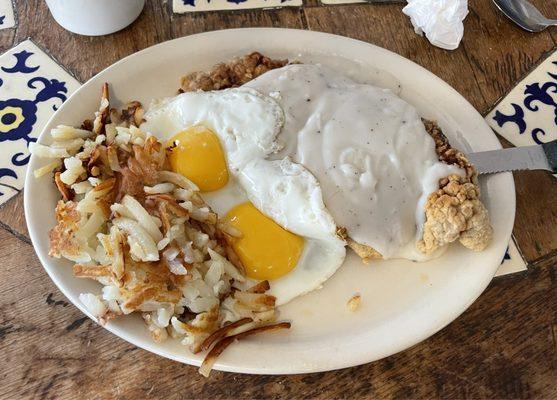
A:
1 0 556 398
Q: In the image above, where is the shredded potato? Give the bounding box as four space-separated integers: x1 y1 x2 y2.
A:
113 217 160 262
72 180 93 194
199 322 291 377
50 138 85 152
144 182 175 194
36 78 289 378
29 142 70 158
122 195 163 242
51 125 93 140
60 157 86 185
158 170 199 191
33 160 62 178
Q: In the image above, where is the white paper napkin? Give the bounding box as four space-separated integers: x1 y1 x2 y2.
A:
402 0 468 50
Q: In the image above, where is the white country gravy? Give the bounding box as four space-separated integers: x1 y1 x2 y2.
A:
246 64 463 260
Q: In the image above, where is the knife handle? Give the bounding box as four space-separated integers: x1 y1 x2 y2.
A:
542 140 557 173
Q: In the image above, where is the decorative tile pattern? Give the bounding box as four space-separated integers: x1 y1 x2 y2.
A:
0 40 80 207
320 0 364 5
173 0 301 12
495 237 527 277
486 50 557 148
0 183 17 202
485 51 557 275
0 0 16 30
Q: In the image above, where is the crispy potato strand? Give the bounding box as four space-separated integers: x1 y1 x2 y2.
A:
200 317 253 352
199 322 291 377
246 280 270 294
54 171 73 201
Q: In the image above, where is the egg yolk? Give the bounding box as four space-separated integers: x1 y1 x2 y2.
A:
167 126 229 192
223 202 304 280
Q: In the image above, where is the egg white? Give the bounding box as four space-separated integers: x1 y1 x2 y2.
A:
141 88 346 305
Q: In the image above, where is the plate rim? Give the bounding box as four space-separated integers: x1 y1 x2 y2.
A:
24 27 516 375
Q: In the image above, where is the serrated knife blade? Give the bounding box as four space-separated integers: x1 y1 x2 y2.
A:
467 140 557 175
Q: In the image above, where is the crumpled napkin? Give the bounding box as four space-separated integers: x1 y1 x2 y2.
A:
402 0 469 50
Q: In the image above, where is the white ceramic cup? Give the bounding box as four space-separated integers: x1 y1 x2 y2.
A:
45 0 146 36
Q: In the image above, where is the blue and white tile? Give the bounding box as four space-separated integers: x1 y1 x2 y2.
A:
485 52 557 275
320 0 363 5
0 0 15 30
486 50 557 148
173 0 301 13
0 40 80 206
0 183 17 202
495 237 527 277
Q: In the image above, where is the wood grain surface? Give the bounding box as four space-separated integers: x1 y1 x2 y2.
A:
0 0 556 398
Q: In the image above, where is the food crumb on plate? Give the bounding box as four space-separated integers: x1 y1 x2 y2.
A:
347 293 361 312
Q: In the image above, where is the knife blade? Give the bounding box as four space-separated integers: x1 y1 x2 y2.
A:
467 139 557 175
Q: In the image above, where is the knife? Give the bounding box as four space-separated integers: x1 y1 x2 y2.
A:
467 139 557 174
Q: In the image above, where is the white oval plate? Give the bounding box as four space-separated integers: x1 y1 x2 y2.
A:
25 28 515 375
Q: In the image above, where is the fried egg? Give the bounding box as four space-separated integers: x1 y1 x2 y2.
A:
141 87 346 305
